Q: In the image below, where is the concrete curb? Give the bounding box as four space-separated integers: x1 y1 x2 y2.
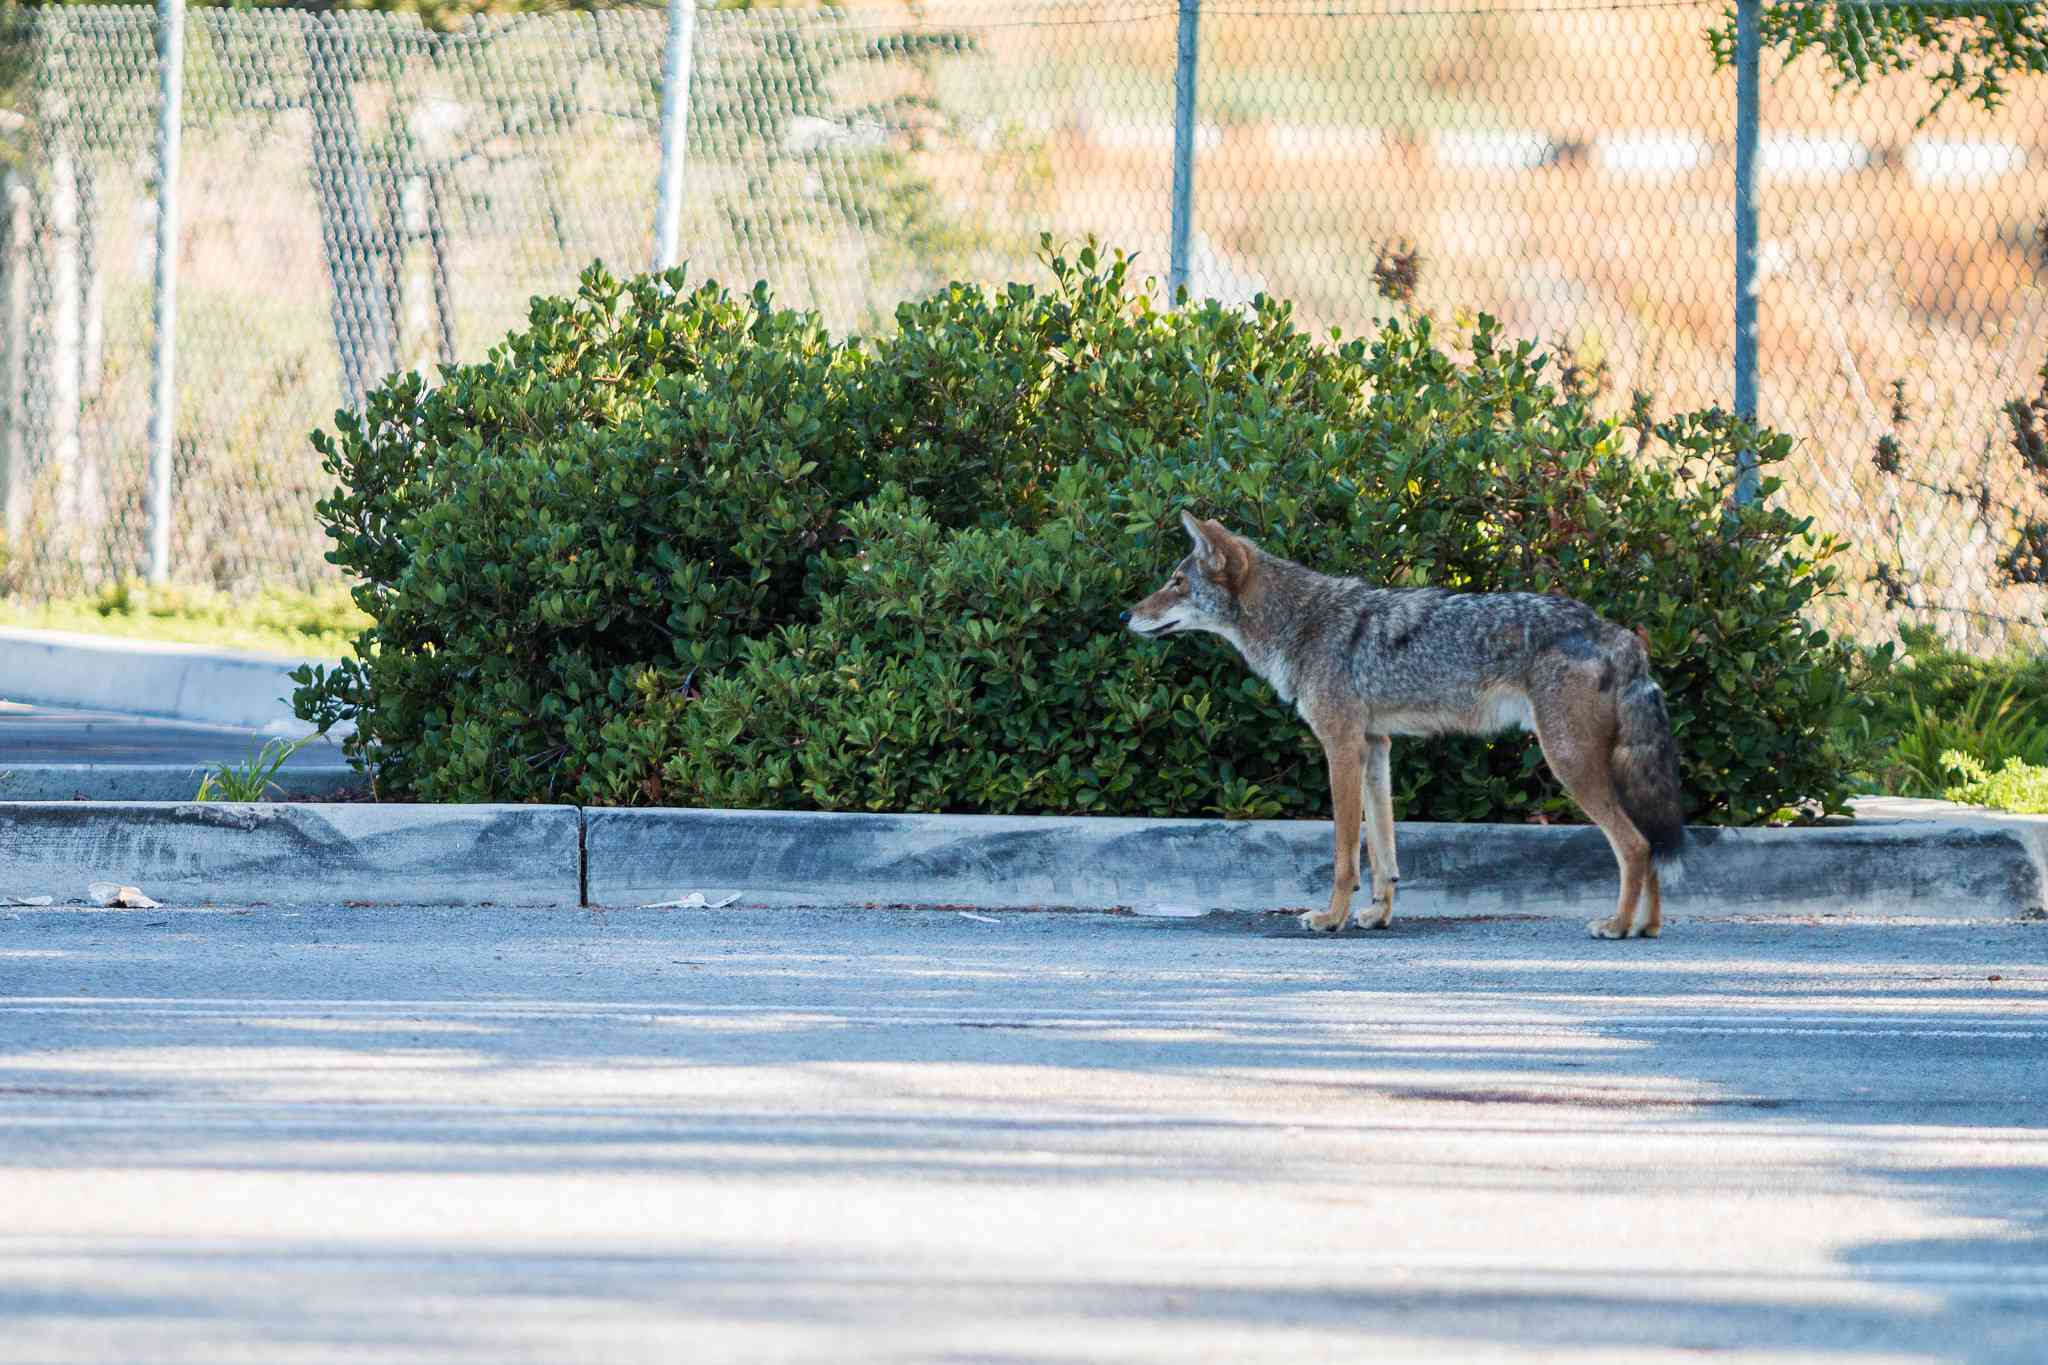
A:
0 763 362 803
0 627 325 732
585 806 2048 919
0 802 580 907
2 800 2040 918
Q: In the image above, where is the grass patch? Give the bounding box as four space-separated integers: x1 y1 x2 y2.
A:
0 581 367 659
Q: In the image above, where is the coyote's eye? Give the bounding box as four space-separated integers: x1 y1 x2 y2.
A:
1170 573 1186 590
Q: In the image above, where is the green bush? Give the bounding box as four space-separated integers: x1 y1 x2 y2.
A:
300 245 1864 825
299 268 875 799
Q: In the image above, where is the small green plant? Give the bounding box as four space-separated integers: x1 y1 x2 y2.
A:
195 735 314 803
1942 750 2048 815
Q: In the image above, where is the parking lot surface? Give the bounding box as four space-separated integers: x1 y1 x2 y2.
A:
2 906 2043 1362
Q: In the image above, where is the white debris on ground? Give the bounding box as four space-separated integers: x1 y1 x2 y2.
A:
87 882 161 909
640 892 742 910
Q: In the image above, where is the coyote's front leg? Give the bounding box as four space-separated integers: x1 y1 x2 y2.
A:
1300 733 1363 933
1357 733 1397 929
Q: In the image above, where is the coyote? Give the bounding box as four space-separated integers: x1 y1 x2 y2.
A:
1122 512 1687 939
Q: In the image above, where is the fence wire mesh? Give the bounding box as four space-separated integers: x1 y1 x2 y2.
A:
1 1 2044 652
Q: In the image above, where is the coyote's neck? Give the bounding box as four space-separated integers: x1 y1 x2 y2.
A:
1219 551 1348 707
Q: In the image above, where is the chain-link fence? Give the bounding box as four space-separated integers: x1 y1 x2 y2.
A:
2 1 2045 651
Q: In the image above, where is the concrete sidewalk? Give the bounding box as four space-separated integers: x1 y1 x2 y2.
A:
0 625 326 731
2 907 2043 1363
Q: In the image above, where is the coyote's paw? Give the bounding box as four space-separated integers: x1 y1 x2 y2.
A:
1587 917 1656 940
1298 909 1350 933
1354 878 1397 931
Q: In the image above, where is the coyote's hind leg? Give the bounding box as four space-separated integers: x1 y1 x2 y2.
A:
1530 701 1656 940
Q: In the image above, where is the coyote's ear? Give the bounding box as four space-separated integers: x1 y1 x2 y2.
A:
1203 518 1251 587
1182 510 1249 586
1180 509 1221 568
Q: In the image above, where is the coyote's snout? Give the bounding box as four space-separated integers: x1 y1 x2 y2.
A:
1125 511 1687 940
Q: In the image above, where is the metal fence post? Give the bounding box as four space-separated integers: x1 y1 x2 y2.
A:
147 0 186 584
1732 0 1760 506
653 0 697 273
0 169 27 550
1168 0 1201 304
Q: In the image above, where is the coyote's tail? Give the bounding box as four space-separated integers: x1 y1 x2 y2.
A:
1609 649 1687 873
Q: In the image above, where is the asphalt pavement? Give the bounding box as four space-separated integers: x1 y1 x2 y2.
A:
0 701 354 801
2 906 2044 1363
0 701 332 767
